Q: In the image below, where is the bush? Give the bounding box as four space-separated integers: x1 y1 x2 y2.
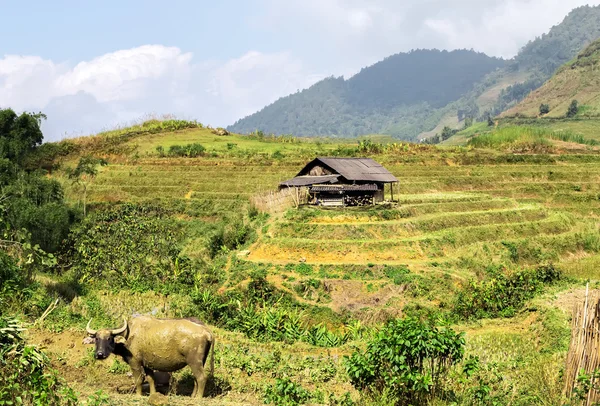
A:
539 103 550 115
68 203 197 292
345 317 464 404
0 251 24 298
167 143 205 157
264 377 311 406
454 264 561 319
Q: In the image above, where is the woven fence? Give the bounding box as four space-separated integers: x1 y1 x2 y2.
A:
250 187 308 214
563 284 600 404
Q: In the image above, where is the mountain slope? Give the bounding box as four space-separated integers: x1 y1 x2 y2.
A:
501 39 600 118
229 5 600 140
228 49 504 139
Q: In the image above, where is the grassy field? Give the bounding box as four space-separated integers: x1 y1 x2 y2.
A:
16 124 600 405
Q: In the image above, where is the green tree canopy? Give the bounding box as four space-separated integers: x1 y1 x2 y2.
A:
0 109 46 165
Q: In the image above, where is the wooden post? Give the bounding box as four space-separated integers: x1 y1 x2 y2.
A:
390 182 394 202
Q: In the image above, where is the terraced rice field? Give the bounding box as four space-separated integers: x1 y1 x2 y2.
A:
80 150 600 286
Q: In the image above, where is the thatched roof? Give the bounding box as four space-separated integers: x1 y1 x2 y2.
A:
297 157 398 183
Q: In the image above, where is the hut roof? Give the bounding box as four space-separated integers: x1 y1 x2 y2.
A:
297 157 398 183
279 175 340 187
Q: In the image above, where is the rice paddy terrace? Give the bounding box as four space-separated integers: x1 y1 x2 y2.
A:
81 140 600 285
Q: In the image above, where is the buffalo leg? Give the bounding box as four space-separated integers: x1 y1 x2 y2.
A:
144 367 157 395
187 354 207 398
130 362 144 396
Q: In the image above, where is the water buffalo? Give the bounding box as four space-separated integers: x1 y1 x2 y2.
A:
85 315 214 398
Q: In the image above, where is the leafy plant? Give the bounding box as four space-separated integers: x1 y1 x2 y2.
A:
345 317 465 404
454 264 561 319
264 377 311 406
0 316 78 405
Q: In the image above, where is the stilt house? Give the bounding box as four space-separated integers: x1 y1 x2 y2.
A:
279 157 398 207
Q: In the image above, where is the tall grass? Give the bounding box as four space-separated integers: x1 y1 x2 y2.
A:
468 127 599 148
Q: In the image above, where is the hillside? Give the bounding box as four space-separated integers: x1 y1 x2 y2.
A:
229 5 600 141
502 39 600 118
4 118 600 404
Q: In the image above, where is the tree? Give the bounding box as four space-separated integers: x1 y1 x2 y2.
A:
567 99 579 118
0 109 46 165
66 156 107 216
463 117 473 129
441 126 456 141
539 103 550 115
487 115 495 126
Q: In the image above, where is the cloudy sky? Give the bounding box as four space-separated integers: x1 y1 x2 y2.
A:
1 0 597 140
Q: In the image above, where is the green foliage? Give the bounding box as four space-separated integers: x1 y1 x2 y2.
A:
206 219 254 258
0 251 25 299
539 103 550 115
345 317 465 404
0 316 78 405
0 108 45 165
68 203 196 292
167 143 206 157
567 99 579 118
263 377 311 406
454 264 561 319
2 170 76 254
572 368 600 402
441 126 458 141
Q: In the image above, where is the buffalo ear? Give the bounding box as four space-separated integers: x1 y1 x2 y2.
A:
82 336 96 345
114 335 127 345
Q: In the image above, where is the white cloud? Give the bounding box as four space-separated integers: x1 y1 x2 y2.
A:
0 46 322 140
259 0 600 76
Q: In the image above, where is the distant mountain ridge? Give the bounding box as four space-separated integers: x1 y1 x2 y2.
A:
228 5 600 140
229 49 504 139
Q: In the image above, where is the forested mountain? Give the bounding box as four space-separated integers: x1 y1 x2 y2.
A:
228 50 504 139
228 5 600 140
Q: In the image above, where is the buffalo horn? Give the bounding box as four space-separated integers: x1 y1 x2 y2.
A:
111 317 128 335
86 319 97 336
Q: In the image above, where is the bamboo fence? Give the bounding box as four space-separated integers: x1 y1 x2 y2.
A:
250 187 308 214
563 284 600 404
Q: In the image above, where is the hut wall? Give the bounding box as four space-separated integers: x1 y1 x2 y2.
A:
374 184 384 202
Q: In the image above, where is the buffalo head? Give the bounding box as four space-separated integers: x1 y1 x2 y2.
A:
86 318 128 360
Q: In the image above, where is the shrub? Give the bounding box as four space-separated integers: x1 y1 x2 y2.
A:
264 377 311 406
539 103 550 115
68 203 197 292
345 317 465 404
454 264 561 319
167 143 205 157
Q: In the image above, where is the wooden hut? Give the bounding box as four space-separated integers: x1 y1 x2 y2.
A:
279 157 398 207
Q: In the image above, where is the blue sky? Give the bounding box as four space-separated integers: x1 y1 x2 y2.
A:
1 0 598 140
